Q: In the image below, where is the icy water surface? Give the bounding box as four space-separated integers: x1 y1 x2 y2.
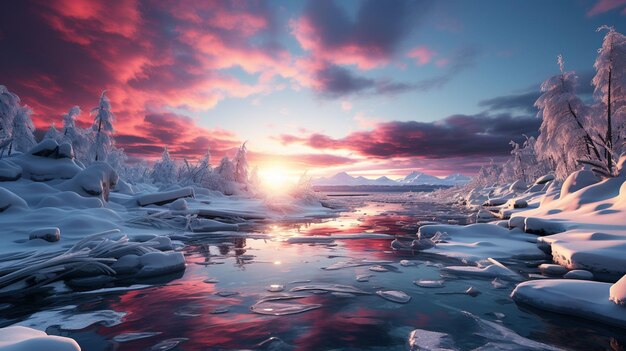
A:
2 192 626 350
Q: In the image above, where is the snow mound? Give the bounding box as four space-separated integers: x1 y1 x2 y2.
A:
0 326 80 351
0 188 27 212
560 170 599 198
9 140 83 181
511 279 626 328
0 160 22 181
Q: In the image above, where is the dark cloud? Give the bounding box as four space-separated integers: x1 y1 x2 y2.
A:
479 91 541 113
479 69 595 113
296 0 429 65
314 64 414 97
278 113 540 159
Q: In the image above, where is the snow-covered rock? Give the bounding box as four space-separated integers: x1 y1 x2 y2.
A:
564 270 594 280
137 187 194 206
511 279 626 328
609 274 626 306
136 252 186 278
29 139 59 157
534 174 555 185
538 263 567 276
524 217 565 235
28 227 60 242
0 160 22 181
0 326 80 351
10 149 83 181
58 162 118 202
509 180 527 192
57 142 74 159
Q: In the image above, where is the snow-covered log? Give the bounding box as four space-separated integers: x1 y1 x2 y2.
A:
137 187 194 206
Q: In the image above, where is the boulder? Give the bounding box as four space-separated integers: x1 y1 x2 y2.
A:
539 263 568 276
58 162 119 201
524 217 565 235
534 174 555 185
29 139 59 157
564 270 594 280
28 227 61 242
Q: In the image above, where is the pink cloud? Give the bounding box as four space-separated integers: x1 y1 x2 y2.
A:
587 0 626 16
407 46 437 65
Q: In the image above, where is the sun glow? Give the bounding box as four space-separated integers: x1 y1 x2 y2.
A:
258 166 295 190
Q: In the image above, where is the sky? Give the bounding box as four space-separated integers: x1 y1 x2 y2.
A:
1 0 625 179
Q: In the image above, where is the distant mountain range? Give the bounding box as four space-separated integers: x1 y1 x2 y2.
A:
312 171 471 187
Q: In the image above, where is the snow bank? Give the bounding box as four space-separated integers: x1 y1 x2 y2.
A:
511 279 626 328
0 326 80 351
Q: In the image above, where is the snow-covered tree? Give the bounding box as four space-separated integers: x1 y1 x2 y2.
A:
233 142 249 184
179 148 212 186
535 55 600 179
216 156 236 182
88 91 115 162
590 26 626 176
10 105 36 154
0 86 20 150
151 147 177 185
506 136 551 184
61 106 90 162
44 123 62 141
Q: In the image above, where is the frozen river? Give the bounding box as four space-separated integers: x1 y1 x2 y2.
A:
1 193 624 350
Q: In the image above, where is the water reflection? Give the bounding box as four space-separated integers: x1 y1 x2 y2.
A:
3 193 626 350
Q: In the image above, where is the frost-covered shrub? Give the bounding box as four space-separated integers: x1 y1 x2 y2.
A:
151 147 177 185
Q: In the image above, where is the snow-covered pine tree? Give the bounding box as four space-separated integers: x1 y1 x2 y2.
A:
151 147 177 185
535 55 600 179
88 91 115 162
590 26 626 176
233 142 249 184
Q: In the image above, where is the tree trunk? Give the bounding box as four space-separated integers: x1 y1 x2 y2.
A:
606 68 613 175
95 116 103 161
